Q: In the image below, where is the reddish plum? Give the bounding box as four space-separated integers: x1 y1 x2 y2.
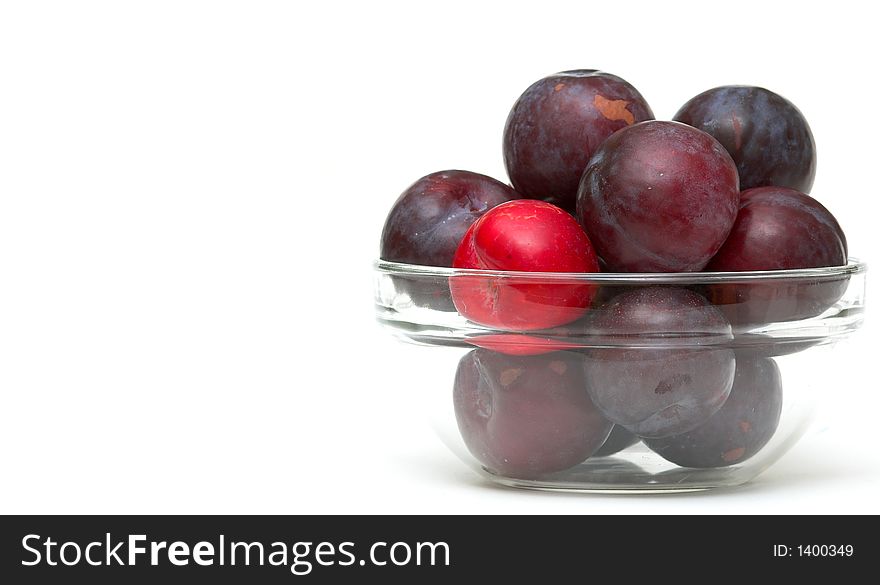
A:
674 86 816 193
577 121 740 272
503 70 654 213
450 200 600 331
453 348 613 479
706 187 848 326
645 355 782 468
584 287 736 438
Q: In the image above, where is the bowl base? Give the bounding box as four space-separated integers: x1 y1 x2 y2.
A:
477 448 768 494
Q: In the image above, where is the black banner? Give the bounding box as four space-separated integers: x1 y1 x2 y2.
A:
0 515 872 582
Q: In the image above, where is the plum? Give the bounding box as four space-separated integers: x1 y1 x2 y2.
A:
706 186 848 326
577 121 740 272
503 70 654 213
450 199 600 332
453 348 613 479
380 170 521 308
674 86 816 193
583 287 736 438
645 355 783 468
380 170 521 266
707 187 846 269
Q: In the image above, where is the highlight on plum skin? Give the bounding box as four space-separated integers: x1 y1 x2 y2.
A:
583 287 736 439
674 85 816 193
577 120 740 273
449 199 600 332
644 354 783 468
453 348 613 480
503 70 654 214
705 186 849 327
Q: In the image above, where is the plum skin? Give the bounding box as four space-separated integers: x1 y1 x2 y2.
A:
503 70 654 213
706 186 848 326
577 120 740 272
583 287 736 439
674 85 816 193
453 348 613 479
645 355 783 468
450 199 600 332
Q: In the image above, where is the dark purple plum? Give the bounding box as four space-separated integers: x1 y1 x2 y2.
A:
453 348 612 479
707 187 847 268
503 70 653 213
706 187 848 327
645 355 782 468
380 170 521 308
584 287 735 439
381 170 521 266
674 86 816 193
577 121 740 272
593 425 640 457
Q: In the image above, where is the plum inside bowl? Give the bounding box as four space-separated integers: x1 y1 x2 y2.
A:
374 259 867 493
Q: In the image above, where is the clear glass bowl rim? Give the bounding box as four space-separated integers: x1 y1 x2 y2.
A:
374 257 866 283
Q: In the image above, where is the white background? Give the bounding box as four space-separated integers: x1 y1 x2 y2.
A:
1 1 877 514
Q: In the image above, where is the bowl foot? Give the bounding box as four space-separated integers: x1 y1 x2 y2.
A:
477 448 768 494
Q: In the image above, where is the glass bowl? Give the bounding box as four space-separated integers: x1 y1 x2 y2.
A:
374 259 867 493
